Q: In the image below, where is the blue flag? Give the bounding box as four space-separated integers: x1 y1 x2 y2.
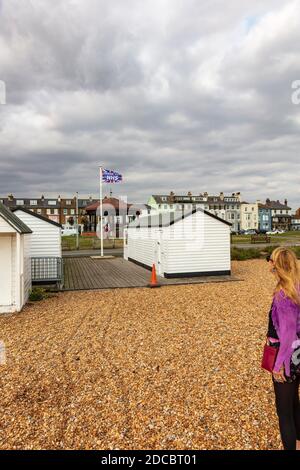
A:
102 169 123 183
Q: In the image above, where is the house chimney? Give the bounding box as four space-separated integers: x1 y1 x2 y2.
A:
187 191 192 198
41 194 45 201
284 198 288 206
169 191 175 202
220 192 224 201
7 193 14 201
58 195 61 202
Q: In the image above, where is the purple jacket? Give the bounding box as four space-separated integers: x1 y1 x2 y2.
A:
271 289 300 376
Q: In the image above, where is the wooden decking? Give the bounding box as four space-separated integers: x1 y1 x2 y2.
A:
63 257 239 291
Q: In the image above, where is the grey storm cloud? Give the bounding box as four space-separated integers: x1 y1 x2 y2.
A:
0 0 300 207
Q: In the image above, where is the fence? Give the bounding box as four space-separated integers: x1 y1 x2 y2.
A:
31 257 63 285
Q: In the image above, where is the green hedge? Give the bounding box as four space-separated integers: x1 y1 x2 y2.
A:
29 287 47 301
231 245 300 261
231 245 279 261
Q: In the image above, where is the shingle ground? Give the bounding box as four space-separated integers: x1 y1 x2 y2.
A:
0 260 284 449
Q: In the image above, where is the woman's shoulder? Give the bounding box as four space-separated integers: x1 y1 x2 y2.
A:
273 288 300 309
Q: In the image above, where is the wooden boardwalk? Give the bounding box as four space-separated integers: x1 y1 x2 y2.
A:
63 257 239 291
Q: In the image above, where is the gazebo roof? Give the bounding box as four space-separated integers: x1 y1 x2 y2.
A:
85 197 131 212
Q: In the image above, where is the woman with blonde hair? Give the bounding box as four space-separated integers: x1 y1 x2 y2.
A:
266 247 300 450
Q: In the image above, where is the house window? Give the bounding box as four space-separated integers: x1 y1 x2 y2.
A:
164 205 168 210
48 200 56 205
70 209 75 215
37 209 42 214
30 200 37 205
63 209 68 215
66 200 72 205
16 200 24 205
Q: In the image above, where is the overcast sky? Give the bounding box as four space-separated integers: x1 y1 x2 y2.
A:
0 0 300 208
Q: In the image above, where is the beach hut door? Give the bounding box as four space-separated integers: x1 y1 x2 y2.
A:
155 231 163 276
0 237 12 306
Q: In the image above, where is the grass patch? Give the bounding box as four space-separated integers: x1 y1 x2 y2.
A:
232 232 300 244
291 246 300 258
62 236 124 250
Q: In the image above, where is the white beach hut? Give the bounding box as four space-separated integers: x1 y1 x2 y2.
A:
124 208 231 278
12 207 62 284
0 203 32 314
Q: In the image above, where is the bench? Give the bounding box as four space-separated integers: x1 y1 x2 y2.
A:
251 234 271 244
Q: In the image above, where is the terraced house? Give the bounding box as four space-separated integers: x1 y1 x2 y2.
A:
148 192 209 213
258 203 272 232
264 198 292 231
207 192 241 233
147 191 241 232
0 194 95 226
240 201 259 231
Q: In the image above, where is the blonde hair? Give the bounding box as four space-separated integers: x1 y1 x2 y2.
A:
272 247 300 305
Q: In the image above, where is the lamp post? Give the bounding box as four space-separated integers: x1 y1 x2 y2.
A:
76 192 79 250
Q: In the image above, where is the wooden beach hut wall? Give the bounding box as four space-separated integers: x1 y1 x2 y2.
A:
12 207 62 284
0 203 32 314
124 208 231 278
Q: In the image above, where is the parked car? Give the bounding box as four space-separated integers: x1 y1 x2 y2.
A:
244 229 257 235
61 225 78 237
266 229 283 235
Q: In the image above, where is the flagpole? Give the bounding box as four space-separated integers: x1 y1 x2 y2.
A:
99 166 104 257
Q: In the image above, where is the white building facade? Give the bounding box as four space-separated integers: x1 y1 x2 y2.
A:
240 202 259 231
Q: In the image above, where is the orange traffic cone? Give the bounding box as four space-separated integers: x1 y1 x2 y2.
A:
148 264 161 288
